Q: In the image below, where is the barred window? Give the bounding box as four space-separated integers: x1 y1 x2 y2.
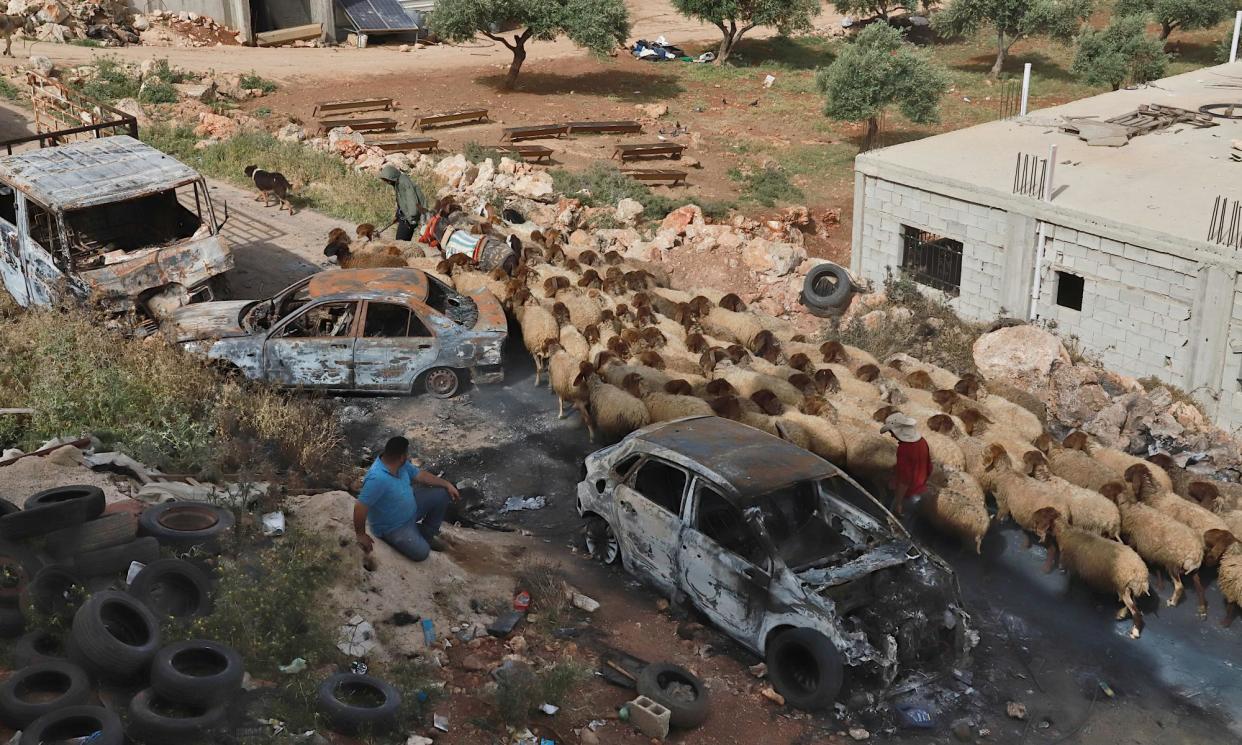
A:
900 226 963 296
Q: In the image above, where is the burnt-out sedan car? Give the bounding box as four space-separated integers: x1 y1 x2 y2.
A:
577 416 974 710
162 268 507 397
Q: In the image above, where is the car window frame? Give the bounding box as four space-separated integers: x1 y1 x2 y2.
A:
358 299 437 340
623 456 690 519
268 298 361 341
688 478 772 573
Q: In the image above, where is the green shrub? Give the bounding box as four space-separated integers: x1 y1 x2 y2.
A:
0 78 21 101
139 80 178 104
492 660 588 726
729 164 804 207
240 72 278 93
551 163 679 219
253 106 272 118
463 141 517 164
80 56 140 103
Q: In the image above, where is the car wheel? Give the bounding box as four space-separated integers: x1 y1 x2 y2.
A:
636 662 709 728
766 628 844 711
0 660 92 729
423 367 462 399
583 516 619 565
19 705 124 745
317 673 402 734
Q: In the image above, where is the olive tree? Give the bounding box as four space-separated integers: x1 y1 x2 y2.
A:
832 0 915 21
1114 0 1234 41
817 23 949 151
1072 15 1168 90
430 0 630 89
934 0 1093 76
670 0 820 63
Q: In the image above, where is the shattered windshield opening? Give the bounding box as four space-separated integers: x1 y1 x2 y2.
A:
427 275 478 328
757 481 853 570
65 184 204 267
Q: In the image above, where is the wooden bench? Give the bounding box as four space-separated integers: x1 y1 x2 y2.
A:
414 108 490 131
492 144 554 163
317 116 398 134
623 169 688 186
614 142 685 162
568 120 643 135
313 97 394 117
365 134 439 153
501 124 569 142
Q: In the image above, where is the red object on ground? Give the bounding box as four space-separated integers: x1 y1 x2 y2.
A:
895 438 933 498
513 590 531 612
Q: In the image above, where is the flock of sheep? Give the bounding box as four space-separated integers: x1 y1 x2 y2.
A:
342 219 1242 640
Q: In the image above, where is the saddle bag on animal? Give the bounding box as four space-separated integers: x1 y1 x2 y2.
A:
441 227 516 274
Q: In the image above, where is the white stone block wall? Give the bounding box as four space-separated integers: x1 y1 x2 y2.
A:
1035 225 1198 387
859 177 1009 320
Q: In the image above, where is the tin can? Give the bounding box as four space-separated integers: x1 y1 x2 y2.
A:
514 590 531 612
421 618 435 646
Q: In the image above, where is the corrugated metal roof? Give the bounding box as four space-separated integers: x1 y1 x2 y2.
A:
0 136 200 211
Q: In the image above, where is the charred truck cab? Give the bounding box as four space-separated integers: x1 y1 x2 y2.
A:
0 136 231 319
577 416 975 710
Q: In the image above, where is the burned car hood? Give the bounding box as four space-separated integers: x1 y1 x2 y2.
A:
795 540 920 588
162 300 255 342
466 290 507 334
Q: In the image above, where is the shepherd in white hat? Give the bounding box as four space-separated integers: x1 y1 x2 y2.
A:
880 412 932 517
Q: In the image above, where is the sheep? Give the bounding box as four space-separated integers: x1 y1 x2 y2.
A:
715 367 805 409
1127 464 1229 548
547 348 595 438
1024 452 1121 540
927 414 988 485
1030 507 1149 639
452 266 514 303
696 306 781 360
516 293 558 386
599 357 672 393
1184 475 1242 514
548 286 605 328
838 419 898 494
619 373 714 423
982 444 1069 543
920 468 990 554
1035 433 1121 495
977 392 1043 443
820 340 879 371
1101 482 1205 612
751 390 847 464
1187 483 1242 539
1145 453 1196 499
1063 431 1173 493
574 366 650 441
886 353 959 391
1205 530 1242 627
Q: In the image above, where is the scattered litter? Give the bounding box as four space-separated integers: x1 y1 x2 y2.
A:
849 728 870 741
487 610 523 638
748 662 767 678
763 75 776 89
572 593 600 613
433 713 449 732
694 51 715 63
125 561 146 586
1007 701 1028 720
279 658 307 674
84 451 156 483
262 511 286 537
338 615 378 657
351 660 368 675
421 618 436 647
540 703 560 715
390 611 420 626
895 703 935 729
514 590 531 611
406 736 434 745
1098 680 1115 698
760 686 785 706
588 719 606 731
501 496 546 512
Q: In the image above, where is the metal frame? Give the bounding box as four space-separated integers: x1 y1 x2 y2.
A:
900 225 963 296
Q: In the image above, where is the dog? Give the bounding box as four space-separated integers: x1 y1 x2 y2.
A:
244 165 294 214
0 12 34 58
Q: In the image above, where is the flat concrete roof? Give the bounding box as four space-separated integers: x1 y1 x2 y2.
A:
856 63 1242 256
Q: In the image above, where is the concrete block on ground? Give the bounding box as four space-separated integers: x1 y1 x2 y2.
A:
628 695 671 740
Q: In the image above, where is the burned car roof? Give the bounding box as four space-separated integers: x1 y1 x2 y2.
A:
0 136 200 210
635 416 840 503
305 268 430 302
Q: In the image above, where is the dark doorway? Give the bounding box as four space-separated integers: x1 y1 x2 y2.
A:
249 0 313 33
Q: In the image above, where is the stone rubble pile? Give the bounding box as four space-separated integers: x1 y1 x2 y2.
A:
4 1 240 47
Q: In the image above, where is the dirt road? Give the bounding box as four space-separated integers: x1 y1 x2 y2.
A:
0 0 844 83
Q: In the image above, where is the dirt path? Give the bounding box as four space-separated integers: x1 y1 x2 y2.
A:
0 0 844 84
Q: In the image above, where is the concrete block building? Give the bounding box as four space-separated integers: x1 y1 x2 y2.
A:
850 63 1242 432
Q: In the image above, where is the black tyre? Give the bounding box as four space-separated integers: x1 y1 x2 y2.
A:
138 503 235 552
129 559 213 620
0 501 18 517
0 486 104 541
72 536 160 578
317 673 402 734
22 564 85 617
14 629 66 667
765 628 844 711
128 687 227 744
423 367 462 398
44 513 139 560
0 660 91 728
636 662 709 729
151 640 244 705
0 604 23 638
19 705 123 745
582 516 619 565
801 263 853 311
69 590 161 681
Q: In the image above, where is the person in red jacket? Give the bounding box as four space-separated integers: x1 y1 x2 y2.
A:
881 412 932 517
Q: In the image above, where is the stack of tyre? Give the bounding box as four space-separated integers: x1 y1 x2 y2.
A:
0 485 240 743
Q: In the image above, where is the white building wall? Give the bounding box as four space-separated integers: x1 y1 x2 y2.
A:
858 176 1011 321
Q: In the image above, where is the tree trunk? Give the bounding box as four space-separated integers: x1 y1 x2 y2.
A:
504 41 527 90
1159 21 1174 41
990 30 1006 77
861 117 879 151
716 25 736 63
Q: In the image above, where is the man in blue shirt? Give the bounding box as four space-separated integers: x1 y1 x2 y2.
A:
353 436 460 562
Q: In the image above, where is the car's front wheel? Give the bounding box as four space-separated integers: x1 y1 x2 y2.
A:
766 628 844 711
582 516 619 565
423 368 462 399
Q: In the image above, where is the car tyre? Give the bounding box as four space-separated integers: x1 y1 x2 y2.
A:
44 513 139 560
151 640 244 705
69 590 161 681
582 516 619 565
128 559 213 620
128 687 227 743
22 564 84 617
766 628 844 711
14 629 66 667
0 486 104 541
801 263 853 311
139 503 235 553
636 662 709 729
19 705 124 745
317 673 402 734
71 536 160 578
423 367 462 399
0 604 23 639
0 660 92 729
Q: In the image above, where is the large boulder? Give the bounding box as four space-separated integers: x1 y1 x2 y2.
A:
741 237 806 277
660 204 703 235
193 111 236 139
511 170 555 201
615 197 644 226
972 325 1070 389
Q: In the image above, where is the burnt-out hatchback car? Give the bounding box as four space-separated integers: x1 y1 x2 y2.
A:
162 267 507 397
577 416 974 709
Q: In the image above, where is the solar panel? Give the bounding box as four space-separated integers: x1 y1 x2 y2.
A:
337 0 422 32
